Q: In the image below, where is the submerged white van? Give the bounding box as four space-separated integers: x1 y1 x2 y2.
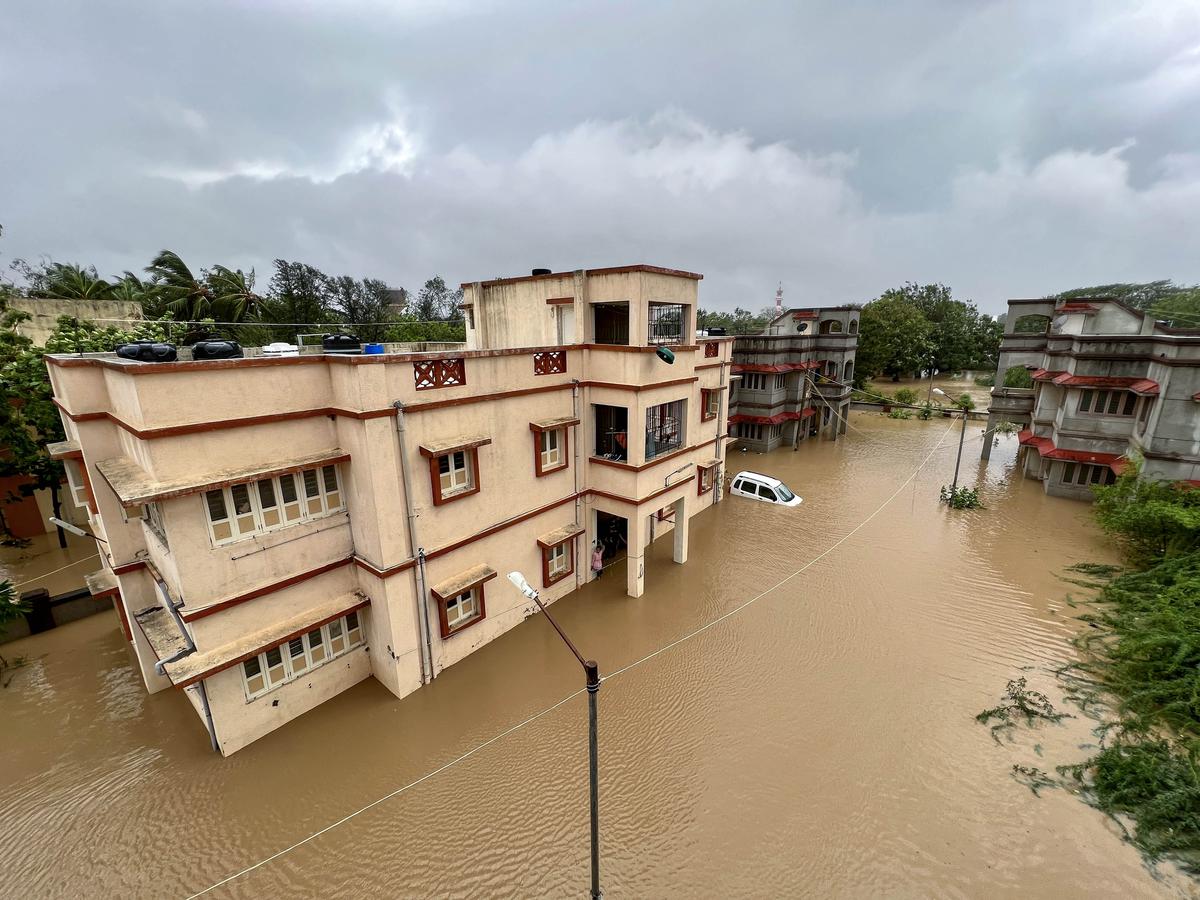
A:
729 471 803 507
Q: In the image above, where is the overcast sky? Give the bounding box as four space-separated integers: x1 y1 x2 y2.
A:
3 0 1199 316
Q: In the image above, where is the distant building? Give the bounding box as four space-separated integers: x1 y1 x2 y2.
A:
46 264 732 754
983 297 1200 498
728 306 860 451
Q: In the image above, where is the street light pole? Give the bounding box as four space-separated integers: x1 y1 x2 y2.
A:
508 572 602 899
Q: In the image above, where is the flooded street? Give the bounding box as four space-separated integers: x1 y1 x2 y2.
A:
2 413 1191 898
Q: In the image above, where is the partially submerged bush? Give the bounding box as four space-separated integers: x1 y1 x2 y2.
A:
893 387 919 405
940 485 983 509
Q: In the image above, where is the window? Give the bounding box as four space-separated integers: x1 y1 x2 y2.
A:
646 400 685 460
769 424 782 440
819 319 843 334
698 465 716 495
701 389 720 422
439 451 471 495
532 425 569 477
541 537 575 588
429 449 479 504
1136 398 1154 433
143 501 168 548
704 341 719 358
1078 389 1136 417
743 373 766 391
656 505 675 522
204 464 345 546
63 460 90 510
773 374 786 391
648 303 685 345
738 423 763 441
757 483 778 501
1060 462 1117 487
848 319 859 335
444 588 482 634
240 611 366 700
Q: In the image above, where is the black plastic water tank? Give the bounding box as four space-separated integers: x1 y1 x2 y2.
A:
192 339 244 360
707 327 727 336
115 341 178 363
322 333 361 355
531 268 552 276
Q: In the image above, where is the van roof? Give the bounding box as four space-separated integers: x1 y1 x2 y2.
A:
733 470 783 488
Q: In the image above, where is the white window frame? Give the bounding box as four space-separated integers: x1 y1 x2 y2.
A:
540 428 563 470
743 373 765 391
205 464 345 547
63 460 89 509
438 451 473 497
444 588 481 631
241 610 365 700
547 542 570 579
143 501 168 548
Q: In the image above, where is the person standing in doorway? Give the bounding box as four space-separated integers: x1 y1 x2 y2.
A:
591 543 604 580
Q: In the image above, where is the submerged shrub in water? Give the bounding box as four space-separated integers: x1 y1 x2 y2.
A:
940 485 983 509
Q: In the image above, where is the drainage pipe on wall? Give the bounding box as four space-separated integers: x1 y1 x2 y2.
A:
393 401 435 684
716 356 728 503
145 563 218 752
572 379 584 590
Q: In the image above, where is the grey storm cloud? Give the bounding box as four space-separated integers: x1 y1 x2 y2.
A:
2 0 1200 315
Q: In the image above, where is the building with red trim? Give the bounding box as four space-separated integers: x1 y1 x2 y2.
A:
727 306 859 451
45 265 731 754
983 296 1200 498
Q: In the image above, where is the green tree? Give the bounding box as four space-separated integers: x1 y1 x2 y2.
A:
206 265 263 322
145 250 212 320
1094 459 1200 565
410 276 463 322
696 306 769 335
1002 365 1034 388
1054 280 1193 310
856 294 934 380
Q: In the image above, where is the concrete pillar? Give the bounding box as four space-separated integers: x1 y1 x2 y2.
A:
838 403 849 436
980 414 996 460
626 512 646 598
672 496 689 564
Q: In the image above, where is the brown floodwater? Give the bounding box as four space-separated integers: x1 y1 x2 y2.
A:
1 413 1193 898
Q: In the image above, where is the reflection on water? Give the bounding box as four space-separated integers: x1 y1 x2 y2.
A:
0 414 1191 898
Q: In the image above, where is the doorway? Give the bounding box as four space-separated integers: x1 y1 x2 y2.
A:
595 510 628 565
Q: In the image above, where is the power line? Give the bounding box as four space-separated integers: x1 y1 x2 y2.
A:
10 553 100 588
76 317 465 328
180 418 958 899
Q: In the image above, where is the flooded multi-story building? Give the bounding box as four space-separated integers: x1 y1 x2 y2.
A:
983 296 1200 498
45 264 732 754
728 306 859 452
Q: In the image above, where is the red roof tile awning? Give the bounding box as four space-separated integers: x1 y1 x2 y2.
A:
792 311 819 319
1030 368 1066 382
1057 302 1099 313
730 410 807 425
800 406 817 419
1017 429 1127 472
732 361 822 375
1051 373 1160 395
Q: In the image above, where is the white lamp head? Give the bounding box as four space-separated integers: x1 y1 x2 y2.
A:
507 571 537 600
932 387 948 397
48 517 89 538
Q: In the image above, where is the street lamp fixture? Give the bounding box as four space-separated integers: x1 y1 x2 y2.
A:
506 571 603 899
47 517 107 543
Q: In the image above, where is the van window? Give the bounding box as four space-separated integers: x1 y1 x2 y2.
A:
757 484 777 501
732 479 745 492
776 484 795 502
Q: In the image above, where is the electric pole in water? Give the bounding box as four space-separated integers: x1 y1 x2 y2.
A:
950 408 968 494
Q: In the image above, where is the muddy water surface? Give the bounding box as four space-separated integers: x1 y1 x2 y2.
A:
1 414 1191 898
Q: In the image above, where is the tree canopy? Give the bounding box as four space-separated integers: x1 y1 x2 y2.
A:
853 282 1000 383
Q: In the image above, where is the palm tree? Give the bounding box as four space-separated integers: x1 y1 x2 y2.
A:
145 250 211 320
206 265 262 322
42 263 113 300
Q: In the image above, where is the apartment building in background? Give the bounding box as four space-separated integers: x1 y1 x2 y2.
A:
46 265 732 754
983 296 1200 499
727 306 860 452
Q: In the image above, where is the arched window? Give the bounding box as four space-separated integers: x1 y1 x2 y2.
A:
819 319 844 334
848 319 858 335
844 360 854 382
1012 314 1051 334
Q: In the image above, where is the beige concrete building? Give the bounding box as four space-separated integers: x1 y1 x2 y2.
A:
46 264 732 754
983 296 1200 498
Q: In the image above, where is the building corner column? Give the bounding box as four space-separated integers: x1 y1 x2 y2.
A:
671 496 689 564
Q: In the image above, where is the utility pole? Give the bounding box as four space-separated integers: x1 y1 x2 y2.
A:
949 407 968 494
507 572 603 899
